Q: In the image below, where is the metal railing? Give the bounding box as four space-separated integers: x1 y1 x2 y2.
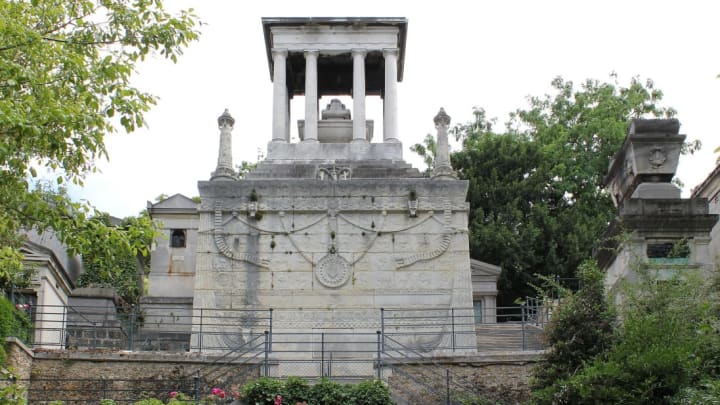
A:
18 304 272 352
18 303 549 353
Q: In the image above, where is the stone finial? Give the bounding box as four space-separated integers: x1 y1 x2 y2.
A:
434 108 451 128
321 99 351 120
432 108 456 180
604 118 685 206
218 108 235 128
211 108 237 181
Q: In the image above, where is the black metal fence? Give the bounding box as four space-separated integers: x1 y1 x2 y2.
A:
16 303 552 353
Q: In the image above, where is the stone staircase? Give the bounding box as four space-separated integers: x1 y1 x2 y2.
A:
475 323 545 352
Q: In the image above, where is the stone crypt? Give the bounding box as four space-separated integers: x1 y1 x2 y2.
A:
141 18 483 365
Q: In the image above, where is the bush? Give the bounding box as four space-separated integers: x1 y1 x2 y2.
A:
349 379 394 405
531 267 720 404
531 260 614 394
0 296 32 364
240 376 394 405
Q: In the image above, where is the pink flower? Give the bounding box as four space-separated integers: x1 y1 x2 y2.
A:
169 391 178 398
211 388 222 395
274 394 283 405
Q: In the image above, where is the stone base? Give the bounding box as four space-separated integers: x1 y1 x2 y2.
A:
266 141 403 162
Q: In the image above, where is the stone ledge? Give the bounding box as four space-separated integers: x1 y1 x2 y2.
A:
383 350 545 365
31 349 262 364
6 337 34 359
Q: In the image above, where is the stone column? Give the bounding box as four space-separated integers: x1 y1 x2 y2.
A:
352 49 367 142
304 50 319 142
211 109 236 180
271 48 288 142
432 108 456 179
383 48 399 143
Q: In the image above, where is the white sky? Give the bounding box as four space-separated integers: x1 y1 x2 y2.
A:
66 0 720 218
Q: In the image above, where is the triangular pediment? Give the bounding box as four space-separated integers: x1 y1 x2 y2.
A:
148 193 199 211
470 259 501 277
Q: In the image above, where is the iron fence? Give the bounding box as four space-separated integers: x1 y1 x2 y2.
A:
17 303 549 353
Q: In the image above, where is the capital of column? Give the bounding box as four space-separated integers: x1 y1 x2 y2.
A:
352 48 368 57
382 48 399 57
271 48 288 59
304 49 319 58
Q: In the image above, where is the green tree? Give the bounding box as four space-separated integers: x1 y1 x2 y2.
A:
76 211 157 304
409 133 436 175
448 75 688 304
0 1 199 286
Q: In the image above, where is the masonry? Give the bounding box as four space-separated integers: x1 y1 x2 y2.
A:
5 338 541 403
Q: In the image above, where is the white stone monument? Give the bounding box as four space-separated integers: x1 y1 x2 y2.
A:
191 18 476 359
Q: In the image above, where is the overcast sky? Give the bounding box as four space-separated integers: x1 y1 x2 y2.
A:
64 1 720 218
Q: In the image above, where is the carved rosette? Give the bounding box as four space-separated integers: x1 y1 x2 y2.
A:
315 254 352 288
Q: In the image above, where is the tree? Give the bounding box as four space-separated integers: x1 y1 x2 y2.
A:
0 1 199 287
76 211 156 304
447 75 687 304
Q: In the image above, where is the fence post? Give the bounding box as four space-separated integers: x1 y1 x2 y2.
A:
376 330 382 380
61 305 67 349
268 308 273 353
321 332 325 377
101 379 109 401
445 369 451 405
451 308 456 352
194 371 200 403
198 308 204 353
264 331 270 377
129 304 136 351
521 304 526 351
380 308 385 353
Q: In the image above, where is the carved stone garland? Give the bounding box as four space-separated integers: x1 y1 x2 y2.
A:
212 198 456 276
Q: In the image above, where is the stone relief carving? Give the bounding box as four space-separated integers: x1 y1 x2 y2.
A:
315 254 352 288
649 146 667 169
211 197 459 274
395 199 453 268
213 202 270 268
317 165 352 181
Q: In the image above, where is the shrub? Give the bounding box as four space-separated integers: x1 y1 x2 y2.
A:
240 376 394 405
241 377 284 404
0 296 32 364
349 379 394 405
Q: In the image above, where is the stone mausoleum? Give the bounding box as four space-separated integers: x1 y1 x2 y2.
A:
143 18 496 358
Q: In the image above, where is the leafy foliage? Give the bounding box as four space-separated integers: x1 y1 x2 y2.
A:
409 134 436 176
240 376 394 405
0 296 32 364
446 75 690 304
531 260 614 394
76 211 157 304
531 266 720 404
0 0 199 294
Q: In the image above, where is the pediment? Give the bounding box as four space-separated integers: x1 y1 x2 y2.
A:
148 194 199 211
470 259 501 277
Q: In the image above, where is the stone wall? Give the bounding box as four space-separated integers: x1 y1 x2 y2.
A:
4 340 541 404
21 350 260 403
389 352 541 404
5 338 33 380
